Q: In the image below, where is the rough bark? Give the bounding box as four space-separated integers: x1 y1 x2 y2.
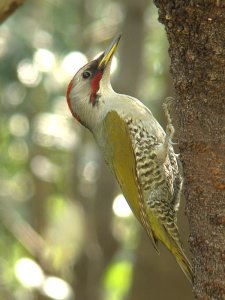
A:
0 0 26 23
153 1 225 299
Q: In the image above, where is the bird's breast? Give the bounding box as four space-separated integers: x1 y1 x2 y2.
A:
124 117 165 192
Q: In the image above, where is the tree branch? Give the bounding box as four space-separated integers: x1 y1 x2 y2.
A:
0 0 26 23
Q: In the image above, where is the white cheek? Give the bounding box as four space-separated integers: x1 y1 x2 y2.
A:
70 87 77 100
70 80 84 99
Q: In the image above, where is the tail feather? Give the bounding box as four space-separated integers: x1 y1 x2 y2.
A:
146 210 193 284
161 224 194 284
175 246 194 285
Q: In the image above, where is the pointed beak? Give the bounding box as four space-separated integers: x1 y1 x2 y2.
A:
98 34 121 70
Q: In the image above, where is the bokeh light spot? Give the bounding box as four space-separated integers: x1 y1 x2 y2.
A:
17 59 41 87
33 30 53 48
30 155 59 182
62 51 87 76
33 113 78 150
42 276 72 300
112 194 132 218
34 48 56 72
9 114 29 137
15 258 44 288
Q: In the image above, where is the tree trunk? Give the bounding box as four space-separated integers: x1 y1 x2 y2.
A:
153 1 225 299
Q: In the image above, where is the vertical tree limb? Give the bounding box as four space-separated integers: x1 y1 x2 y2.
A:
153 1 225 299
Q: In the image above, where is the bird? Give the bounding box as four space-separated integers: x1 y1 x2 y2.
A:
66 34 193 284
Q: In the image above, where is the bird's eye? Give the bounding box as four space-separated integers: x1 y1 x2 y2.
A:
82 71 91 79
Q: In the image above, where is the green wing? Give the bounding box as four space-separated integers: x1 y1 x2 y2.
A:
103 111 158 250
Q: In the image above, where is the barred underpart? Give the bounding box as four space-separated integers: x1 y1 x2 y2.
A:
125 117 183 222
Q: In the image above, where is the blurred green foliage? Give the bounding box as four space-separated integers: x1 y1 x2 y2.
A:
0 1 169 299
104 260 133 300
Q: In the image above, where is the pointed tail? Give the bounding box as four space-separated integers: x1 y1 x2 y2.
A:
173 244 194 285
163 224 194 284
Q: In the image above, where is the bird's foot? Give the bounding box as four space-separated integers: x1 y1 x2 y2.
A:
162 97 177 146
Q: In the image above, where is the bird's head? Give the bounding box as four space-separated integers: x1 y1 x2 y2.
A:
66 34 121 129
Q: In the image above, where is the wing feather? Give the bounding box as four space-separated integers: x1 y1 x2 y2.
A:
103 111 158 250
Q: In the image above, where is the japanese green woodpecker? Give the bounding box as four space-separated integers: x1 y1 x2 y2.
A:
66 35 193 284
